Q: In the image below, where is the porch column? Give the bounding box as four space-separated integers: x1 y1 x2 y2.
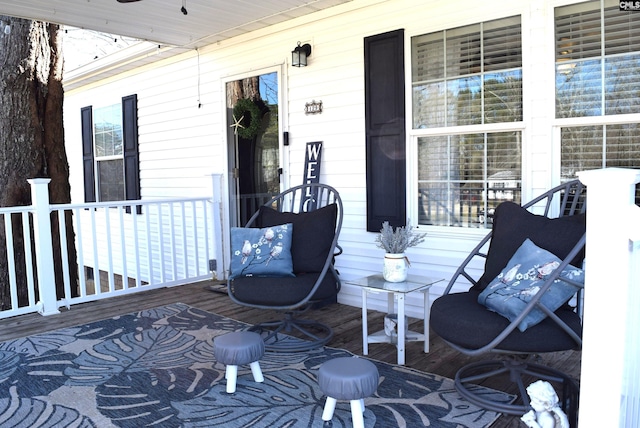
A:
28 178 60 316
210 174 225 280
577 167 640 427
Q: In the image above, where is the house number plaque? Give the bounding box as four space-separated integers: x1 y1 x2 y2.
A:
305 100 323 115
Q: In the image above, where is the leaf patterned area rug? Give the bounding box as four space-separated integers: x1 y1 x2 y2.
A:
0 303 512 427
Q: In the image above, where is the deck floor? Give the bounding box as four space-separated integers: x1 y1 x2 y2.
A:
0 280 581 427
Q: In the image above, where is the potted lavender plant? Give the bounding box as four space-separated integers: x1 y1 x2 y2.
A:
375 221 427 282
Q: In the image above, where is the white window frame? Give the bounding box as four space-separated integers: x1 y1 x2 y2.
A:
407 16 525 233
92 102 125 202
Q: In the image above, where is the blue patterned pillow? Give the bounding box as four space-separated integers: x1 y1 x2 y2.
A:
477 238 584 332
229 223 295 280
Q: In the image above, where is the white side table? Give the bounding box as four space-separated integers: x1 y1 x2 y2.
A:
346 274 443 365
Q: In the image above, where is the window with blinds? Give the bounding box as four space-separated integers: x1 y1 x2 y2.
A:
556 1 640 192
411 17 523 228
556 0 640 117
412 16 522 128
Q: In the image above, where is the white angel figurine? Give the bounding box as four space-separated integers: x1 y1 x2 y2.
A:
521 380 569 428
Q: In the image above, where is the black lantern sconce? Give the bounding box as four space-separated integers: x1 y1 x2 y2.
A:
292 42 312 67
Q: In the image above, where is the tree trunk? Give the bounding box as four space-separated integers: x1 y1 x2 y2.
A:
0 17 77 310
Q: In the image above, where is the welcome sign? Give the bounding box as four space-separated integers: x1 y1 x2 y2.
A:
303 141 322 210
304 141 322 184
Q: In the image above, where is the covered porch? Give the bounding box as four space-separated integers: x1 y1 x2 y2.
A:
0 278 581 428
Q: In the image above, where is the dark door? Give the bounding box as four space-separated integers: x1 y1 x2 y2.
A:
227 72 280 226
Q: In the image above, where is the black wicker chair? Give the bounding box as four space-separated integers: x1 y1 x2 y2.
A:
227 183 342 352
430 179 586 425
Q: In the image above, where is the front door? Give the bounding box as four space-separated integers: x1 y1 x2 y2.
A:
226 71 281 226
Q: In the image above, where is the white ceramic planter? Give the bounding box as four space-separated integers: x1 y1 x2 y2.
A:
382 253 409 282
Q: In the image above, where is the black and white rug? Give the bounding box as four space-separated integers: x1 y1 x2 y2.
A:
0 303 512 427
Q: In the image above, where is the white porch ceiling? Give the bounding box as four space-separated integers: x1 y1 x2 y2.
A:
0 0 353 48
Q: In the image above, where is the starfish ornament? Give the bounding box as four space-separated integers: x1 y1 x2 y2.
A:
230 114 245 135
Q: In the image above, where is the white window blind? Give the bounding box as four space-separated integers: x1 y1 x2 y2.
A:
411 16 522 228
556 1 640 117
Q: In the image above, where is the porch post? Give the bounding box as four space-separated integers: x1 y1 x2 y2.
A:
577 167 640 427
28 178 60 316
210 174 225 280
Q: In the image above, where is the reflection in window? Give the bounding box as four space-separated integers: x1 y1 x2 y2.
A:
556 1 640 118
556 1 640 203
93 103 124 202
417 132 521 227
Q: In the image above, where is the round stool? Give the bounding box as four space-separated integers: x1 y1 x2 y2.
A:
318 357 379 428
214 331 265 393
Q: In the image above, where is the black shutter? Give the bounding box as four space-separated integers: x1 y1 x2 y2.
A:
122 94 140 212
364 29 406 232
81 106 96 203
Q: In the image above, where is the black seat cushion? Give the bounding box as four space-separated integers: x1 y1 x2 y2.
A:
430 290 582 353
257 203 337 273
230 271 338 307
474 201 586 292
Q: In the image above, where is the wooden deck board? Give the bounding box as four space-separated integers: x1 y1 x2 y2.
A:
0 280 581 427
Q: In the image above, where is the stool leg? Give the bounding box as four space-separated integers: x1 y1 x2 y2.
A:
225 365 238 393
322 396 337 422
350 399 365 428
249 361 264 383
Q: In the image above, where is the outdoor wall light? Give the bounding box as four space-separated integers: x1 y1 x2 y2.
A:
292 42 312 67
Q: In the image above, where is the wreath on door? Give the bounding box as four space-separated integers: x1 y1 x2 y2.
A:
231 98 262 139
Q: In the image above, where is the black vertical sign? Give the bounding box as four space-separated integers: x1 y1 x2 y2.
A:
303 141 322 210
304 141 322 184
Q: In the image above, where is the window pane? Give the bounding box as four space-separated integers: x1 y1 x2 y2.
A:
446 24 481 77
94 104 123 158
447 76 482 126
484 70 523 122
604 6 640 56
555 1 640 118
412 16 521 128
412 33 443 81
488 132 522 180
412 81 445 128
556 59 602 117
560 126 603 179
418 135 449 181
555 2 601 62
98 159 124 202
417 132 521 228
605 54 640 115
458 134 484 181
606 124 640 168
484 16 522 72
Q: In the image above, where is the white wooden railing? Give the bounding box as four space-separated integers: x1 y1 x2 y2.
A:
0 175 225 319
578 168 640 428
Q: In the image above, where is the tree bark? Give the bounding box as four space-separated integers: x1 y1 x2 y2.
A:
0 17 77 309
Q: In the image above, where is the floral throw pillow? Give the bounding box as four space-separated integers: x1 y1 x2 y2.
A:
229 223 295 280
477 238 584 332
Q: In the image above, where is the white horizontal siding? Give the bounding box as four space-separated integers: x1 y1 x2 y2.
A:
64 0 579 318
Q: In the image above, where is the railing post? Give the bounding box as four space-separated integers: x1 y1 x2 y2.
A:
28 178 59 316
210 174 225 280
577 167 640 427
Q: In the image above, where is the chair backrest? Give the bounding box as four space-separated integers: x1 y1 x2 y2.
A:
522 179 586 217
443 179 586 297
438 180 587 355
245 183 342 228
246 183 343 277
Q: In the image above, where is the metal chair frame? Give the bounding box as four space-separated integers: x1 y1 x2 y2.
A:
227 183 343 352
434 179 586 421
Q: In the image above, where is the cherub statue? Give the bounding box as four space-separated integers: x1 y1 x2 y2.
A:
521 380 569 428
